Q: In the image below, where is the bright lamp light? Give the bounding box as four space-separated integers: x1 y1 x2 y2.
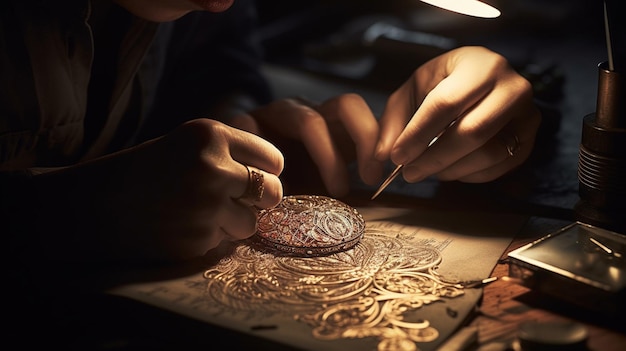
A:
419 0 501 18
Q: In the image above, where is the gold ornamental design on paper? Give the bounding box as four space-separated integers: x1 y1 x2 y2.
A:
203 196 465 351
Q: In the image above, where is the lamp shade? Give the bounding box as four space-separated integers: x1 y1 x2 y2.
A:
419 0 501 18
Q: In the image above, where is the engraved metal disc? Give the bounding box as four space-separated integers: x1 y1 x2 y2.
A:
255 195 365 257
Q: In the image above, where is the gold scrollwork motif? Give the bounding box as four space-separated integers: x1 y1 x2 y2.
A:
203 229 465 350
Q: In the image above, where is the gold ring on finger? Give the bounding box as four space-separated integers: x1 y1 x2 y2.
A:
240 165 264 202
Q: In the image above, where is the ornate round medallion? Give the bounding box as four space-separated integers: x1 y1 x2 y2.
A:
254 195 365 256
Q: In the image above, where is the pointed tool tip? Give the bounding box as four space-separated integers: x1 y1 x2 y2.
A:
370 164 404 201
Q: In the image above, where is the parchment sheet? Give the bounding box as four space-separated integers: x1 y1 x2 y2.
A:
108 206 526 351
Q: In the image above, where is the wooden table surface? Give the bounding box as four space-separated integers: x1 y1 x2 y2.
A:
470 234 626 351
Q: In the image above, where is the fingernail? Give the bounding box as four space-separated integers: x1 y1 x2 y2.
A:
362 161 384 185
404 164 426 183
390 148 408 166
374 142 386 160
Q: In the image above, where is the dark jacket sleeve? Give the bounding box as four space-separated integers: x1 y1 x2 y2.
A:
136 0 272 141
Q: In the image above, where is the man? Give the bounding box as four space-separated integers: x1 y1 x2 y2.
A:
1 0 541 347
1 0 539 264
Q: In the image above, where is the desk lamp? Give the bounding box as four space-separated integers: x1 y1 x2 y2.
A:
574 0 626 234
506 0 626 317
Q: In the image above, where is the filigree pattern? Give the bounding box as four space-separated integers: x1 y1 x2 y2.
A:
255 195 365 256
203 228 465 351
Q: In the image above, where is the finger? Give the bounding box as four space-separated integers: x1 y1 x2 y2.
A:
447 109 540 182
188 118 284 177
381 48 511 167
376 50 462 159
299 109 350 197
436 130 533 182
229 113 261 134
376 81 422 161
430 96 540 182
182 120 284 208
250 98 314 140
234 164 283 209
219 199 260 241
401 69 535 182
317 94 384 186
223 122 284 177
224 127 284 207
393 73 499 165
455 146 529 183
256 98 353 197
